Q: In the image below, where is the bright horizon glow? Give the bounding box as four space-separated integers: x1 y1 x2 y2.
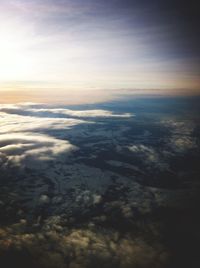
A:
0 0 199 104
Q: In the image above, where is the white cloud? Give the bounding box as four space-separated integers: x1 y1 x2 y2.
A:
0 132 77 166
0 103 131 167
30 108 132 118
0 104 132 118
128 144 158 162
0 112 87 134
128 144 169 171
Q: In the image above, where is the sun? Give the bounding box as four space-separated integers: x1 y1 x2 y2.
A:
0 18 35 81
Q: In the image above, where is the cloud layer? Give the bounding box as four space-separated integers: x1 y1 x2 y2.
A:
0 103 132 167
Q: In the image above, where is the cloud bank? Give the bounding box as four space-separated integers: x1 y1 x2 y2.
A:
0 103 132 167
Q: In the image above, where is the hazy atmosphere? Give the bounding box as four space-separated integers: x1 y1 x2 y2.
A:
0 1 200 268
0 0 200 103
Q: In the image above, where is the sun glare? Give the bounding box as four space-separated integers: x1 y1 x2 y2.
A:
0 19 34 81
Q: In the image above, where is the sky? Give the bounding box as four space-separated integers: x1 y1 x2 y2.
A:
0 0 199 103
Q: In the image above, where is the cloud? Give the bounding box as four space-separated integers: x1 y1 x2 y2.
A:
28 108 132 118
170 136 197 153
0 224 168 268
0 103 131 167
0 112 86 134
162 119 197 153
0 133 76 165
0 103 132 118
128 144 169 171
128 144 158 162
